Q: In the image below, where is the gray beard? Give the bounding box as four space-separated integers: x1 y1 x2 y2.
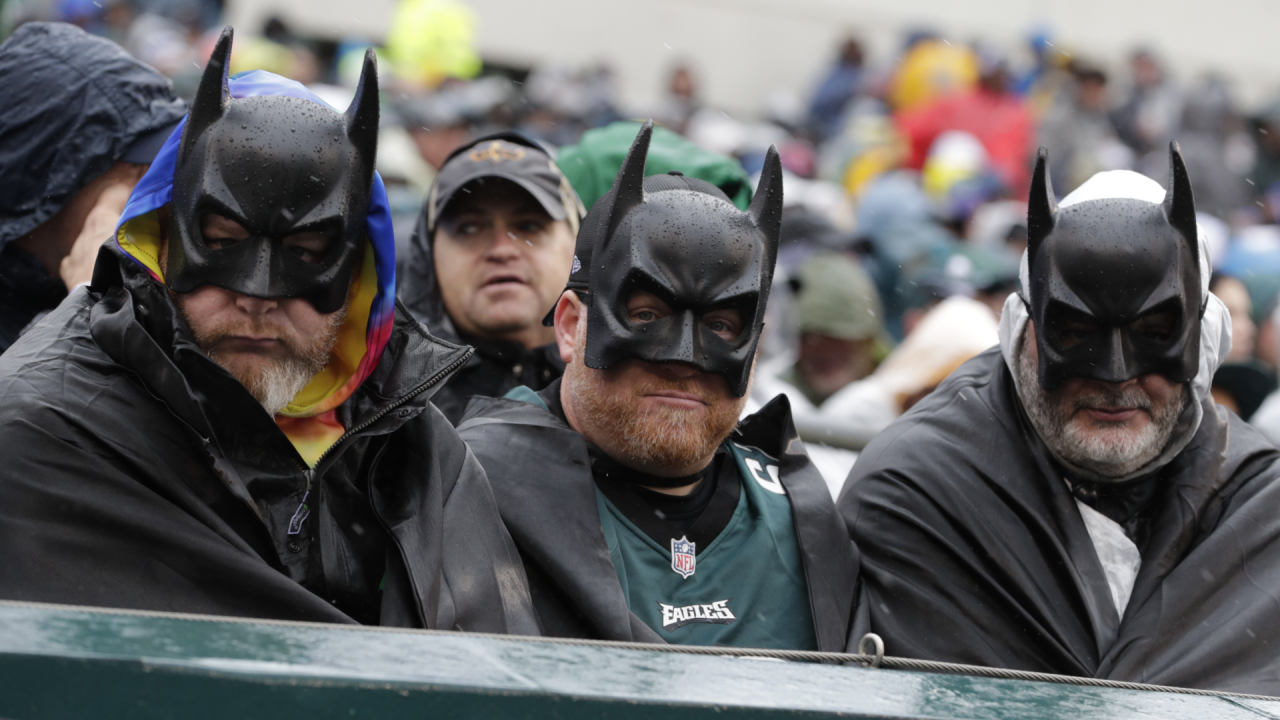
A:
1015 336 1187 479
179 299 348 418
209 349 321 416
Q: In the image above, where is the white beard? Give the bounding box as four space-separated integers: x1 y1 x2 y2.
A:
209 349 319 417
254 358 317 416
1015 336 1186 479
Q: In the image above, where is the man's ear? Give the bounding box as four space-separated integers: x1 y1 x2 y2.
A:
554 291 583 364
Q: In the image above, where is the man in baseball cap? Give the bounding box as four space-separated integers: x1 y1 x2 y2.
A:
401 132 585 423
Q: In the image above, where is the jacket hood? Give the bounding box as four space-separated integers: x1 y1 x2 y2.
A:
400 201 461 344
112 70 397 422
998 169 1232 483
0 22 187 249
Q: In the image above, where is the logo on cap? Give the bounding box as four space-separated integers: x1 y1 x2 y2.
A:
469 141 525 164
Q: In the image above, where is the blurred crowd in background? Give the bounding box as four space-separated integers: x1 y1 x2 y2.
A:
9 0 1280 480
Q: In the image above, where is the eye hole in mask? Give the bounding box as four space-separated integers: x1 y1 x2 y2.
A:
198 212 339 266
624 289 746 343
199 213 249 250
1129 303 1180 343
282 229 337 265
1048 302 1181 349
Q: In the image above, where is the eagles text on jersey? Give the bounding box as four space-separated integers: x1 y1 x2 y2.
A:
658 599 737 630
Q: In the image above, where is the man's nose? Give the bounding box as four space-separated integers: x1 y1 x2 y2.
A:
1092 327 1136 384
234 293 279 315
1084 375 1140 395
654 361 700 380
484 221 524 259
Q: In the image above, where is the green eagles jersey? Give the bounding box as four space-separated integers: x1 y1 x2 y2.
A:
596 442 818 649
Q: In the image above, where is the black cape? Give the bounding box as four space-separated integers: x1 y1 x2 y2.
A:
841 348 1280 694
458 384 859 649
0 245 537 634
398 204 563 424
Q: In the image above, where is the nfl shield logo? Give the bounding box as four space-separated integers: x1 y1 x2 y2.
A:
670 536 696 579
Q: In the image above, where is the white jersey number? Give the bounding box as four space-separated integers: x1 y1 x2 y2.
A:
745 458 785 495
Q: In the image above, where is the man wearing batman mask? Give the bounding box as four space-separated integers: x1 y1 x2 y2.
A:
841 144 1280 693
0 28 537 634
457 122 858 648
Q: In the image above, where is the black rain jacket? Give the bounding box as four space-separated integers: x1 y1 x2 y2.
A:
0 22 186 249
458 385 859 649
0 22 187 353
841 348 1280 694
0 244 538 634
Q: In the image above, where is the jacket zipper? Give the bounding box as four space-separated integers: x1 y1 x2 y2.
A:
288 347 475 528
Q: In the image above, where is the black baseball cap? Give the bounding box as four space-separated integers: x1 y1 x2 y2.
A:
426 131 584 235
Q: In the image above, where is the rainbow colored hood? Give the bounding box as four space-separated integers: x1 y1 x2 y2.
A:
113 70 397 423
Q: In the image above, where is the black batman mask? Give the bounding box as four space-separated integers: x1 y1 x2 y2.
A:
166 27 379 314
1025 142 1202 391
558 120 782 397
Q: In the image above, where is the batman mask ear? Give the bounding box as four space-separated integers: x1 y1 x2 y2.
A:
748 144 783 300
748 146 783 244
1027 146 1057 270
603 120 653 242
182 26 233 164
345 48 380 164
1164 141 1198 253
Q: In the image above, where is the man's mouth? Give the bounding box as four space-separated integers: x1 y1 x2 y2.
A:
481 274 527 288
1081 406 1141 423
219 335 284 352
642 390 708 409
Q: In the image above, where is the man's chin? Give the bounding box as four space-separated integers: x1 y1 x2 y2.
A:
1062 420 1163 473
469 305 543 336
208 353 270 385
207 348 321 415
209 339 298 370
610 412 720 472
1071 425 1147 448
474 283 538 306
